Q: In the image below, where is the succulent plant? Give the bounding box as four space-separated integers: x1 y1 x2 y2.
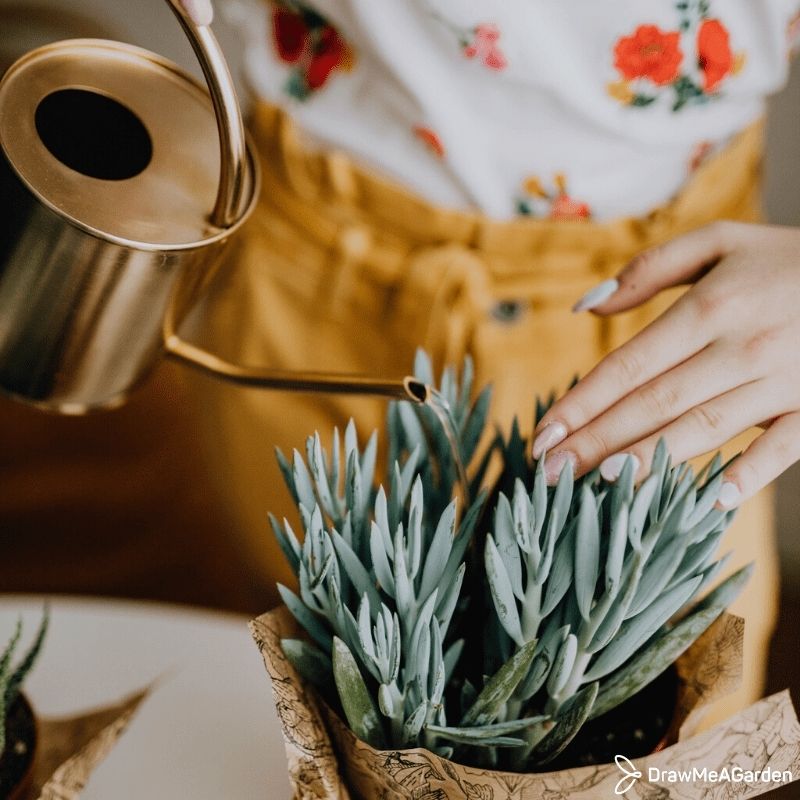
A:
483 443 750 767
271 350 749 770
0 611 48 758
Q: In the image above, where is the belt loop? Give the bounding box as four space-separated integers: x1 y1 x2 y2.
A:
324 151 360 203
320 223 373 315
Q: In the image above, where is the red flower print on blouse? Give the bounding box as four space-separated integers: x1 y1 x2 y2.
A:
697 19 733 91
549 195 591 221
307 26 346 89
517 175 591 221
609 4 745 112
272 8 309 63
613 25 683 86
463 23 508 71
270 3 356 101
414 126 446 159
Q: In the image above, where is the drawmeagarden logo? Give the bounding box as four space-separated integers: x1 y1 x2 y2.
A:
614 754 793 795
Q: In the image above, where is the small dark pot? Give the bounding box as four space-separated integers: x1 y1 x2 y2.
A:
1 693 38 800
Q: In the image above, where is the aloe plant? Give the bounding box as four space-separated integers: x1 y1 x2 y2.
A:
1 611 48 758
271 350 749 770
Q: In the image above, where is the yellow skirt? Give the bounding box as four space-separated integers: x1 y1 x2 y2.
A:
189 103 778 723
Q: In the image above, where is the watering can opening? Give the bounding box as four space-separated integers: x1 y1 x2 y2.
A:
35 87 154 182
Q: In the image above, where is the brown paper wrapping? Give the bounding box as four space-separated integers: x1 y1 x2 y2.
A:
252 608 800 799
24 688 148 800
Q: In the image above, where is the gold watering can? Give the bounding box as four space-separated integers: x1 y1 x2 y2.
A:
0 1 425 414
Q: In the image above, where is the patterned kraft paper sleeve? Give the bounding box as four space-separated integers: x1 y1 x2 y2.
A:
251 608 800 800
29 688 148 800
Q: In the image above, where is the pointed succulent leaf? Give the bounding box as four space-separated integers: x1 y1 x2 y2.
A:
461 386 492 464
270 513 301 576
5 610 48 706
575 485 600 621
393 526 414 619
0 619 22 679
694 552 732 596
275 446 298 504
360 430 378 497
281 639 334 696
546 633 578 698
438 492 484 589
587 553 644 653
370 522 395 596
310 433 336 517
331 530 381 612
443 639 464 684
409 590 439 674
628 474 659 550
461 639 538 726
584 574 703 681
628 532 691 618
378 683 396 717
528 682 598 766
277 584 332 650
590 605 722 719
541 519 576 617
403 701 428 745
418 500 457 603
435 563 465 636
426 725 525 748
292 449 317 514
485 535 524 646
494 494 524 601
532 456 547 547
536 458 573 583
407 478 424 580
689 562 753 616
332 637 387 749
605 504 628 596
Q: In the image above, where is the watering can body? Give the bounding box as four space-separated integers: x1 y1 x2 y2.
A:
0 9 258 414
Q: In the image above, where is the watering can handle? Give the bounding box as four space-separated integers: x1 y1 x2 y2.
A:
166 1 247 229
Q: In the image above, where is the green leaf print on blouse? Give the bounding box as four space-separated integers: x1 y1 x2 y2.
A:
608 1 746 112
270 1 356 101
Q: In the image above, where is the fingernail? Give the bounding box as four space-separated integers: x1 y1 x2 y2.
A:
572 278 620 313
532 422 567 459
544 451 576 485
718 481 741 509
182 0 214 26
600 453 640 482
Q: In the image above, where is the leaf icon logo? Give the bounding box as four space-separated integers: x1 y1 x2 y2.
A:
614 754 642 795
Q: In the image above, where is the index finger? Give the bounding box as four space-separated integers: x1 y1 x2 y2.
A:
532 292 710 458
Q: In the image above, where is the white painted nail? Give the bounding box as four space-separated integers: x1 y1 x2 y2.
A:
600 453 640 482
181 0 214 26
544 451 576 485
718 481 741 509
572 278 620 313
532 422 568 459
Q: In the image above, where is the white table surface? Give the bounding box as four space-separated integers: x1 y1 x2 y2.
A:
0 595 292 799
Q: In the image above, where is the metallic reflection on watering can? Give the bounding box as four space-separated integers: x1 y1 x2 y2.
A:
0 1 424 414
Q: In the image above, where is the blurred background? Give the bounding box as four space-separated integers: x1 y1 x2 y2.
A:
1 0 798 745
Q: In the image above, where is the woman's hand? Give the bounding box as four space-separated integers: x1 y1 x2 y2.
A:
532 221 800 509
180 0 214 26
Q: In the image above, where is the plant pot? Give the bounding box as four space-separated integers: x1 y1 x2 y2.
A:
253 607 800 799
1 693 37 800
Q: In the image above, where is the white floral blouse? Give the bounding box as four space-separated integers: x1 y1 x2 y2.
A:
223 0 800 220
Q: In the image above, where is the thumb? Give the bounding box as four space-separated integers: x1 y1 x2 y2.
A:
573 221 741 315
180 0 214 26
